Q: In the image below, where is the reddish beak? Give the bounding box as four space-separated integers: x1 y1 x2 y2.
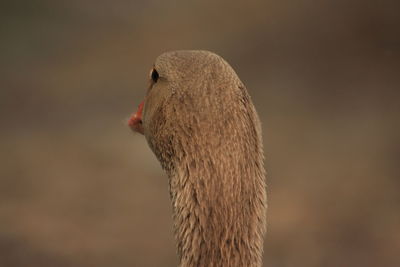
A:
128 101 144 134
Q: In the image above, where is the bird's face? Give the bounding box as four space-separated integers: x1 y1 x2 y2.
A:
129 51 199 167
129 50 214 135
128 62 173 136
129 51 242 159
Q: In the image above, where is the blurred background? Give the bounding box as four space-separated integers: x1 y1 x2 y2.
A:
1 0 399 266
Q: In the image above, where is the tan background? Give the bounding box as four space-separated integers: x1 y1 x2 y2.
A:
1 1 399 266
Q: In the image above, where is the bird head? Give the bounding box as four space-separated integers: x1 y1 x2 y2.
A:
129 50 249 168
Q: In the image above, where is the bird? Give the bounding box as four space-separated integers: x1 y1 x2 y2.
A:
129 50 267 267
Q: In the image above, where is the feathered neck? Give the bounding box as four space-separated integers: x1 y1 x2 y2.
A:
154 88 267 267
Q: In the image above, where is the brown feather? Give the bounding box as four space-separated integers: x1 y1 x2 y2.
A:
136 50 267 267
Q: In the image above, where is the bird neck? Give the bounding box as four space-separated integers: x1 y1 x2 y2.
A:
168 148 266 267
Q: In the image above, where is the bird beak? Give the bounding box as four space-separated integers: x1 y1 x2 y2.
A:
128 101 144 134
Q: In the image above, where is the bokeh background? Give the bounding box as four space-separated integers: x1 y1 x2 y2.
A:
1 1 399 266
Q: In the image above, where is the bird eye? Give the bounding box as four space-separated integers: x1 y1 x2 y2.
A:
151 68 159 83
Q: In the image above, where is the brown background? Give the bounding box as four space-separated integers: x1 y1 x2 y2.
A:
1 1 399 266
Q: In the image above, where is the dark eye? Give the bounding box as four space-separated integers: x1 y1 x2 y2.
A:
151 69 159 83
